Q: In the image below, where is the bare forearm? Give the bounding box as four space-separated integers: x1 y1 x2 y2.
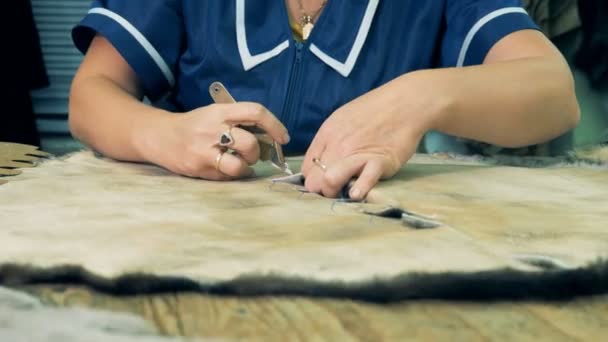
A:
69 74 169 162
400 57 580 148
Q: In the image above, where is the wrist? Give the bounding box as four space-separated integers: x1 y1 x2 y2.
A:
395 70 456 134
131 107 175 163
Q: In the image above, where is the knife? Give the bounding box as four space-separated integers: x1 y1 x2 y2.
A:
209 82 293 175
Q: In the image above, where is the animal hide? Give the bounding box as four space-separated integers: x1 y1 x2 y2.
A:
0 142 50 176
1 150 607 302
570 144 608 164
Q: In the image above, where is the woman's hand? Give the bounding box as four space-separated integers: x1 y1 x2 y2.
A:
137 102 290 180
302 76 438 200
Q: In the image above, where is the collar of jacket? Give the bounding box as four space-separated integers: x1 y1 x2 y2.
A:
235 0 380 77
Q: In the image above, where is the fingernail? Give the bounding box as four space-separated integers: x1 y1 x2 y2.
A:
284 133 291 144
350 188 361 200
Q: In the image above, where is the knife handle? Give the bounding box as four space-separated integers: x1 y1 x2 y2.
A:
209 82 275 161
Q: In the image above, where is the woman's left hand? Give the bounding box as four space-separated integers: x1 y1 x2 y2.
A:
302 76 435 201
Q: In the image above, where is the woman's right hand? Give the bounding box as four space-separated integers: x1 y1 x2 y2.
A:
137 102 290 180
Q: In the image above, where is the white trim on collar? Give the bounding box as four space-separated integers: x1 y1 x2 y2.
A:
88 8 175 87
457 7 528 67
309 0 380 77
236 0 290 71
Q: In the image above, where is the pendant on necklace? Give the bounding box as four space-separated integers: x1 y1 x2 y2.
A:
301 15 314 40
302 22 314 40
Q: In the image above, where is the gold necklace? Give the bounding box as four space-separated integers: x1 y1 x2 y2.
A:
297 0 327 40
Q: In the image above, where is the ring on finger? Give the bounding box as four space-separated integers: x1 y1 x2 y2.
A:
215 150 226 172
312 157 327 172
218 124 235 147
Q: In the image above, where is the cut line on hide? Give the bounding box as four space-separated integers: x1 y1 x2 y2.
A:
2 260 608 303
270 173 443 229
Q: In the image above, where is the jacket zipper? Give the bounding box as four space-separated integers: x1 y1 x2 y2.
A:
282 41 305 136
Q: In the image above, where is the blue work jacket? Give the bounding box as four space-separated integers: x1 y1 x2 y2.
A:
73 0 537 154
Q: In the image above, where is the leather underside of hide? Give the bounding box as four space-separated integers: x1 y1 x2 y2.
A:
0 142 50 176
1 150 607 302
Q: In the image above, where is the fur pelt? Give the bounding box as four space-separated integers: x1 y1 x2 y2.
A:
2 260 608 303
2 149 608 304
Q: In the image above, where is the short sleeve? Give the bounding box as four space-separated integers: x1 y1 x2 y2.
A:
441 0 539 67
72 0 184 101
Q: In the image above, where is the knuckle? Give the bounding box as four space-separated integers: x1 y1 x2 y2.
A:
207 103 222 115
222 161 239 176
226 158 248 177
249 103 266 120
243 135 259 153
304 177 319 193
323 171 343 189
253 102 266 113
206 103 226 122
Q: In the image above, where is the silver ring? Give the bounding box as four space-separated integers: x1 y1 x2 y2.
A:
312 157 327 171
219 125 234 147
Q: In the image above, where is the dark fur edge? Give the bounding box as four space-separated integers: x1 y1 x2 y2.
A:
2 260 608 303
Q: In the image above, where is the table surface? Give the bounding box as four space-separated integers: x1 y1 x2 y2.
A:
22 286 608 341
